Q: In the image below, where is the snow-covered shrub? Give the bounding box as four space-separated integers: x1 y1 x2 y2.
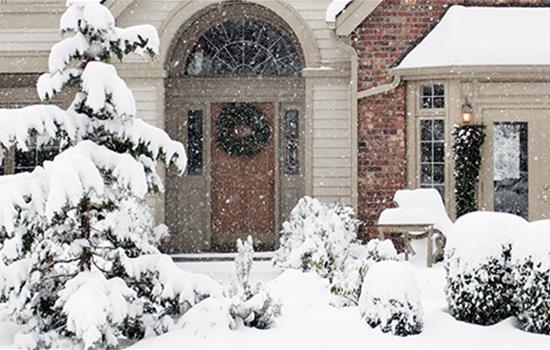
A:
273 196 359 281
0 1 222 348
229 236 281 329
358 261 422 336
512 220 550 335
330 239 398 306
444 212 527 325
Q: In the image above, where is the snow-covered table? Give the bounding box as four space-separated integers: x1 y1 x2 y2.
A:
377 189 452 267
376 223 436 267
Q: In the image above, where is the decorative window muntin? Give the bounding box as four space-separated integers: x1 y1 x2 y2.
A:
420 83 445 109
187 110 204 176
420 118 445 198
283 108 300 175
185 18 302 77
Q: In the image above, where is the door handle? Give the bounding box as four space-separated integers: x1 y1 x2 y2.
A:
543 194 549 203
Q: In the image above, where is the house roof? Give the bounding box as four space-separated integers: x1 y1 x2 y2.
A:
326 0 353 22
396 5 550 70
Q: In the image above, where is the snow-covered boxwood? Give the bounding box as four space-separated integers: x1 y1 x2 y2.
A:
273 196 359 281
359 261 422 336
331 239 398 306
444 212 527 325
512 220 550 335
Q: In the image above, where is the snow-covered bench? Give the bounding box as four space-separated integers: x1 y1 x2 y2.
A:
377 189 452 267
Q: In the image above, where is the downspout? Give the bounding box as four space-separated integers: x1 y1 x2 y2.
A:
334 37 359 211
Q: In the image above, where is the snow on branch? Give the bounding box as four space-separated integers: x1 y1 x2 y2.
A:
37 68 81 101
48 32 89 73
55 272 138 350
121 253 223 304
95 118 187 173
81 62 136 119
61 0 114 35
0 105 88 152
0 141 147 233
114 25 160 58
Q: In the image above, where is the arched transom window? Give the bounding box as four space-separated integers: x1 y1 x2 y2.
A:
185 18 302 77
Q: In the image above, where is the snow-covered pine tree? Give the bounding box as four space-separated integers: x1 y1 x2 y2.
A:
0 1 222 348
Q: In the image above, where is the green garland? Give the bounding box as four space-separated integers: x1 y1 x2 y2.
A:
452 124 486 218
216 103 271 157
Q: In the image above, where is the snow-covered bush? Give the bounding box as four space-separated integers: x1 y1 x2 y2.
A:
273 196 359 281
358 261 422 336
512 220 550 335
229 236 281 329
330 239 398 306
0 1 221 348
444 212 526 325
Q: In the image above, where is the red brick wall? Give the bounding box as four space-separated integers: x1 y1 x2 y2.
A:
352 0 549 239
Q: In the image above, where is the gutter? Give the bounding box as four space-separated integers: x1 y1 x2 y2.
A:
357 75 401 99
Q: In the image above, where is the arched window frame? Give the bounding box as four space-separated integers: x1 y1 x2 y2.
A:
184 17 303 77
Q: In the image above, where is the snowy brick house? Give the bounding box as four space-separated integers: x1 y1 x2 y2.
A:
0 0 549 252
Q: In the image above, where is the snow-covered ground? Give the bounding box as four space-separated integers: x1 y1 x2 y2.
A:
0 244 547 348
129 253 548 349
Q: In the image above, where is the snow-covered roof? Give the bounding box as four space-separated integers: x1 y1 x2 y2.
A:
326 0 353 22
396 6 550 70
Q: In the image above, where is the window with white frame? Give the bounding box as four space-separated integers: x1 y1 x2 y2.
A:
14 135 60 174
420 83 445 109
419 118 445 198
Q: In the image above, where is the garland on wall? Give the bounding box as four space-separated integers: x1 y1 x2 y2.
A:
452 124 486 218
216 103 271 157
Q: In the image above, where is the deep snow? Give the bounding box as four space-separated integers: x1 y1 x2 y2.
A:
0 255 548 348
131 259 547 349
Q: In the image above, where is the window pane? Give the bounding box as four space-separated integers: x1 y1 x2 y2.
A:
421 143 432 162
493 122 528 219
420 120 432 141
187 110 203 176
15 149 35 173
422 85 433 96
433 84 445 96
421 97 432 109
433 143 445 161
433 164 444 183
433 120 444 140
284 109 300 175
420 164 433 183
434 97 445 109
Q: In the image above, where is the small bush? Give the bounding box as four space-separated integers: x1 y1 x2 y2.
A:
273 196 359 281
331 239 398 306
444 212 526 325
229 236 281 329
359 261 422 336
512 221 550 335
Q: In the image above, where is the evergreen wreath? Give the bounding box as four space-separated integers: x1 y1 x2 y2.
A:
452 124 486 217
216 103 271 156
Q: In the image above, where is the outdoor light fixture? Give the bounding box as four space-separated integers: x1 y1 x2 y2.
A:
461 100 474 125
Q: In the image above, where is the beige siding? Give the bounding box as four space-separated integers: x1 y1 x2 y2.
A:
0 0 357 215
312 83 353 205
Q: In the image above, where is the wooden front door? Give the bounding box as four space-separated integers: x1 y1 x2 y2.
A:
211 102 276 250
